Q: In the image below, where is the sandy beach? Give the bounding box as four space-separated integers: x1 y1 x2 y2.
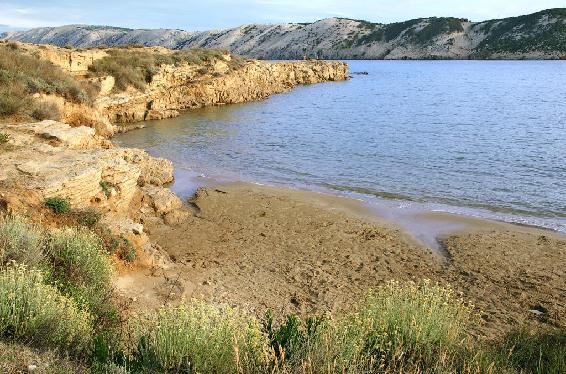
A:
116 182 566 340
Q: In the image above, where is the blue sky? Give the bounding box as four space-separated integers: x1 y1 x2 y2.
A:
0 0 564 32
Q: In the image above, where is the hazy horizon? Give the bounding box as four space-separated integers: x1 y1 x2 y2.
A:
1 1 564 33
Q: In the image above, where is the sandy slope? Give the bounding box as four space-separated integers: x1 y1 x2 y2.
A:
118 182 566 339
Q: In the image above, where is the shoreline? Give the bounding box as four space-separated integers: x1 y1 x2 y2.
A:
129 181 566 339
160 165 566 250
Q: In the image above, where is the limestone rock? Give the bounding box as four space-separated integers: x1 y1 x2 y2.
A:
164 209 192 226
97 60 349 125
142 185 182 215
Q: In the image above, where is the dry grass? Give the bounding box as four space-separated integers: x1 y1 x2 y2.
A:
129 300 273 373
0 215 45 267
0 44 93 119
87 47 247 92
0 340 87 374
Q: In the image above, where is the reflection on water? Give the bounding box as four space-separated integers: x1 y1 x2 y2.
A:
116 60 566 234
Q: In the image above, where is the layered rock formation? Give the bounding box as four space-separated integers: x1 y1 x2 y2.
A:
6 41 348 131
0 120 182 264
97 59 348 127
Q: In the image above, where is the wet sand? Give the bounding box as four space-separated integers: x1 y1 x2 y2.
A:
122 182 566 339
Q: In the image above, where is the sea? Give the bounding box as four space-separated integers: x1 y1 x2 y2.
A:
116 60 566 240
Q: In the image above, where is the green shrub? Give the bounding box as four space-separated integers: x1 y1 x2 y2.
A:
99 180 114 198
0 216 45 267
47 228 114 323
0 264 93 354
130 300 273 373
0 132 8 144
45 197 71 214
262 310 323 361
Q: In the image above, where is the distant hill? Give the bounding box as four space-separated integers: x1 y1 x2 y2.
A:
2 9 566 59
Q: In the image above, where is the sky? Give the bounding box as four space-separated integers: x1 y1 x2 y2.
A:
0 0 564 32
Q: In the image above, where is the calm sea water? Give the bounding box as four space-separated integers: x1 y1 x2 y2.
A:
116 60 566 233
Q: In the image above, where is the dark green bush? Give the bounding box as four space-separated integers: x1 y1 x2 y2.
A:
45 197 71 214
0 132 9 144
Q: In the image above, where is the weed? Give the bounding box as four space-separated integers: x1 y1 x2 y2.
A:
0 132 9 144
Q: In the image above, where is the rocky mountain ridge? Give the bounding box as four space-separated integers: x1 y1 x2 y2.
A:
2 8 566 59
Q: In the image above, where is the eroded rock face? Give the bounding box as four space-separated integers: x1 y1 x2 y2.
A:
12 42 108 74
97 60 349 126
0 120 173 219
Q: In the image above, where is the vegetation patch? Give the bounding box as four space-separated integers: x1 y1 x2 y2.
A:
73 207 102 227
0 44 94 119
0 216 565 372
87 47 247 92
99 180 115 198
474 9 566 55
47 228 114 324
44 197 71 214
130 300 272 373
118 236 136 262
0 264 93 354
0 216 45 267
0 132 9 144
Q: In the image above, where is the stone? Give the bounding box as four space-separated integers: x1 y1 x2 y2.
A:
152 188 183 215
164 209 192 226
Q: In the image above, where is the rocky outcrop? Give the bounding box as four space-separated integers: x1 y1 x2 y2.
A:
4 9 565 60
0 120 183 265
7 42 348 132
97 59 349 126
9 41 108 75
